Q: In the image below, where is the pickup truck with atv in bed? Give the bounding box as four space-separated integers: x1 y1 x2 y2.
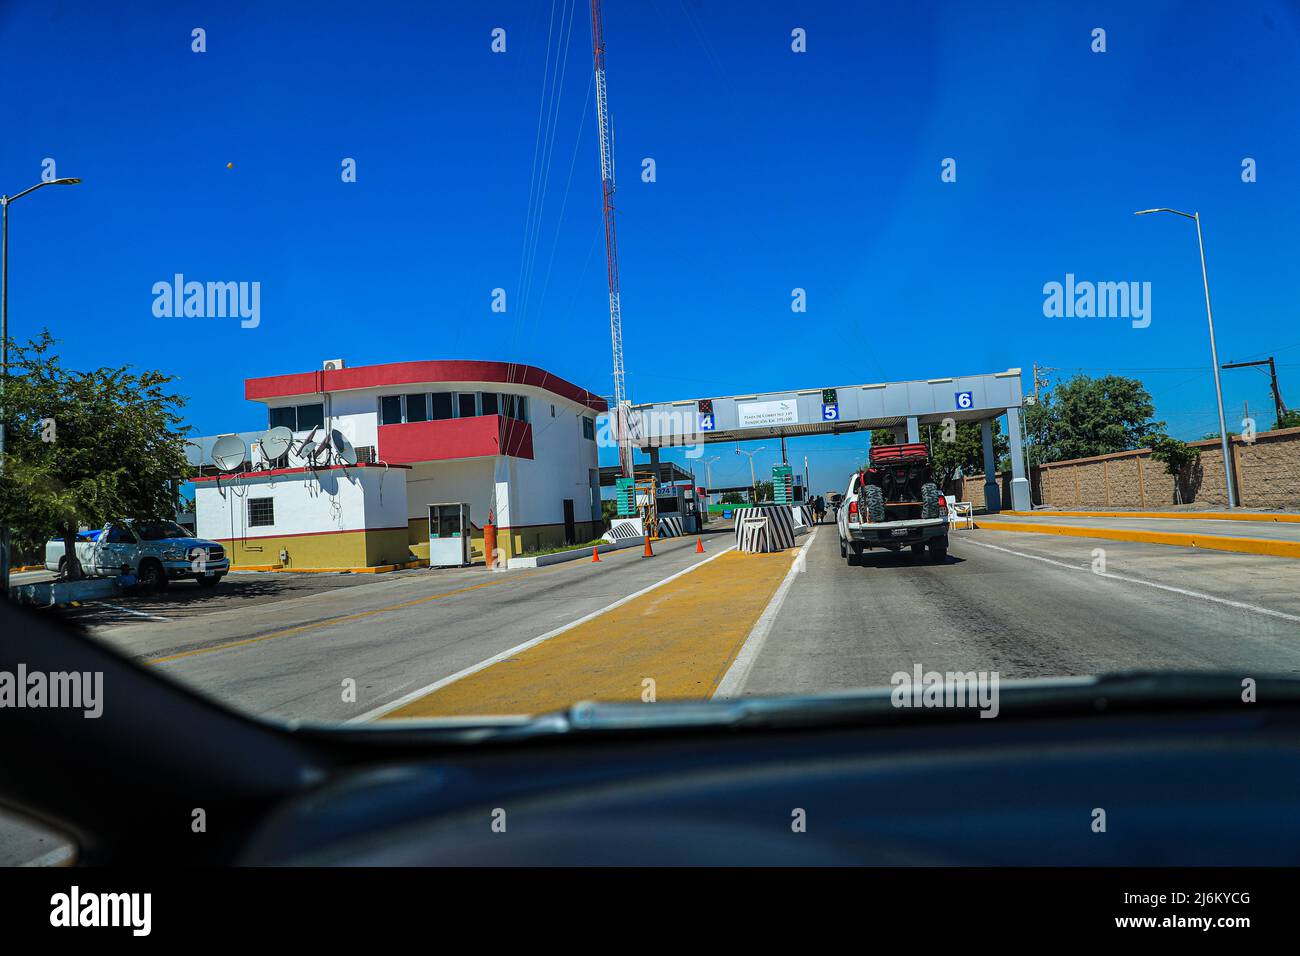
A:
837 442 949 564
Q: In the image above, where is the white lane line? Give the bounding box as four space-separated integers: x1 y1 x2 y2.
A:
348 543 738 723
712 530 818 700
90 602 171 622
961 537 1300 625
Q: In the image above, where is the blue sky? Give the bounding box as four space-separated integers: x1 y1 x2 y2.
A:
3 1 1299 492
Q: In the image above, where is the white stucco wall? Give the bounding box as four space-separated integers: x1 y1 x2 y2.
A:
195 466 408 542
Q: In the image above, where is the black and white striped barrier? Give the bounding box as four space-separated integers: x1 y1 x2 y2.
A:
603 518 644 542
733 503 798 553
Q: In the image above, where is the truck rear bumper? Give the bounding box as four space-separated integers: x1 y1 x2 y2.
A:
847 519 948 549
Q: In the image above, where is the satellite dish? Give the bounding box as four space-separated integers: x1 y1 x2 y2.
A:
259 426 292 463
298 435 325 464
211 435 247 473
332 429 358 466
292 426 320 460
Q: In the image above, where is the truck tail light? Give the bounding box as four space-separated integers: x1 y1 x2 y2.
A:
938 494 948 515
848 500 858 517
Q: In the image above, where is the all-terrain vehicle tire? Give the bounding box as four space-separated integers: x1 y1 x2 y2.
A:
861 483 886 523
920 482 941 519
928 537 949 563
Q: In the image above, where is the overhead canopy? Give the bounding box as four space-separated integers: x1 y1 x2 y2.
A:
627 369 1024 448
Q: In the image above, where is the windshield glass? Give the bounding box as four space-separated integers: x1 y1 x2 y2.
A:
4 1 1300 744
133 521 193 541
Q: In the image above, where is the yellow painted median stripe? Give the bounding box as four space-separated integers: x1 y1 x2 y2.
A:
381 549 796 719
976 520 1300 559
1001 510 1300 523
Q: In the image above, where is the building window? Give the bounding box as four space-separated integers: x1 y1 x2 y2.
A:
296 403 324 432
431 392 454 420
480 392 499 416
457 392 478 418
405 393 429 423
379 396 403 425
248 497 275 528
501 394 528 422
268 403 324 432
582 416 595 440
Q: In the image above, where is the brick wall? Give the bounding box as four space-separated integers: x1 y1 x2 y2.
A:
956 426 1300 510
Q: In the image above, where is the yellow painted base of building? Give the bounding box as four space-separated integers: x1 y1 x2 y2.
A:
224 518 605 571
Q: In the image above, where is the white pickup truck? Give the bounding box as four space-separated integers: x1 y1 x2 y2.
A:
45 520 230 590
837 443 949 565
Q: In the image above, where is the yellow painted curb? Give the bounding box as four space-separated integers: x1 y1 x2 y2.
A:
1002 510 1300 523
230 559 428 574
13 564 44 572
976 520 1300 559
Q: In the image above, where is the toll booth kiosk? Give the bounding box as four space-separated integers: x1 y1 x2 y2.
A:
428 502 471 567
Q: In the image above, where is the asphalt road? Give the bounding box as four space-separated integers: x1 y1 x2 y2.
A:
736 522 1300 695
93 532 728 723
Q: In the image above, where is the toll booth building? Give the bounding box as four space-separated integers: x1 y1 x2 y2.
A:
189 361 606 569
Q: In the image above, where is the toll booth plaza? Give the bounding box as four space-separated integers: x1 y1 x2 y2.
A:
625 368 1030 517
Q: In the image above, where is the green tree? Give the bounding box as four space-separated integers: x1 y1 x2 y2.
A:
754 479 774 501
926 421 1006 485
1022 392 1054 467
1048 374 1163 460
1148 434 1201 504
721 491 745 505
1274 409 1300 430
0 331 191 577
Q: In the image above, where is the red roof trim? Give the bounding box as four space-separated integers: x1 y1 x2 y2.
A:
244 361 608 412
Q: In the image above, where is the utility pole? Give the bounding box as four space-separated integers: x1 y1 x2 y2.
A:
1222 357 1287 426
1031 362 1054 402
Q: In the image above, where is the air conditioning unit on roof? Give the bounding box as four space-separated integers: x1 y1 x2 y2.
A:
322 359 345 371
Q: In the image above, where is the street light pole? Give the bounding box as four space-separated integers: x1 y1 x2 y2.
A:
0 176 82 591
735 445 766 502
1135 207 1237 507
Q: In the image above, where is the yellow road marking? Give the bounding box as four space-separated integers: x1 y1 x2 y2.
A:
144 544 650 666
976 520 1300 559
382 549 796 718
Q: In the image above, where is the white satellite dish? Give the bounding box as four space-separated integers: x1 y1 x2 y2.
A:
211 435 247 473
258 426 293 463
332 429 358 466
293 426 320 459
298 436 325 464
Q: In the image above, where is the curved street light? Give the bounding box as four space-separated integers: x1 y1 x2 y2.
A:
1 176 84 589
1134 207 1236 507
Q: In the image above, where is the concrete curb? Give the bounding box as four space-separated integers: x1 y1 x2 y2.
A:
230 559 429 574
505 538 643 570
976 520 1300 560
1002 509 1300 523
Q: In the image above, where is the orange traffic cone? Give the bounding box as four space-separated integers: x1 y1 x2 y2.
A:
695 537 705 553
591 546 601 562
642 534 654 558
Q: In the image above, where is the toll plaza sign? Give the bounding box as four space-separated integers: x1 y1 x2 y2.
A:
738 398 798 428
